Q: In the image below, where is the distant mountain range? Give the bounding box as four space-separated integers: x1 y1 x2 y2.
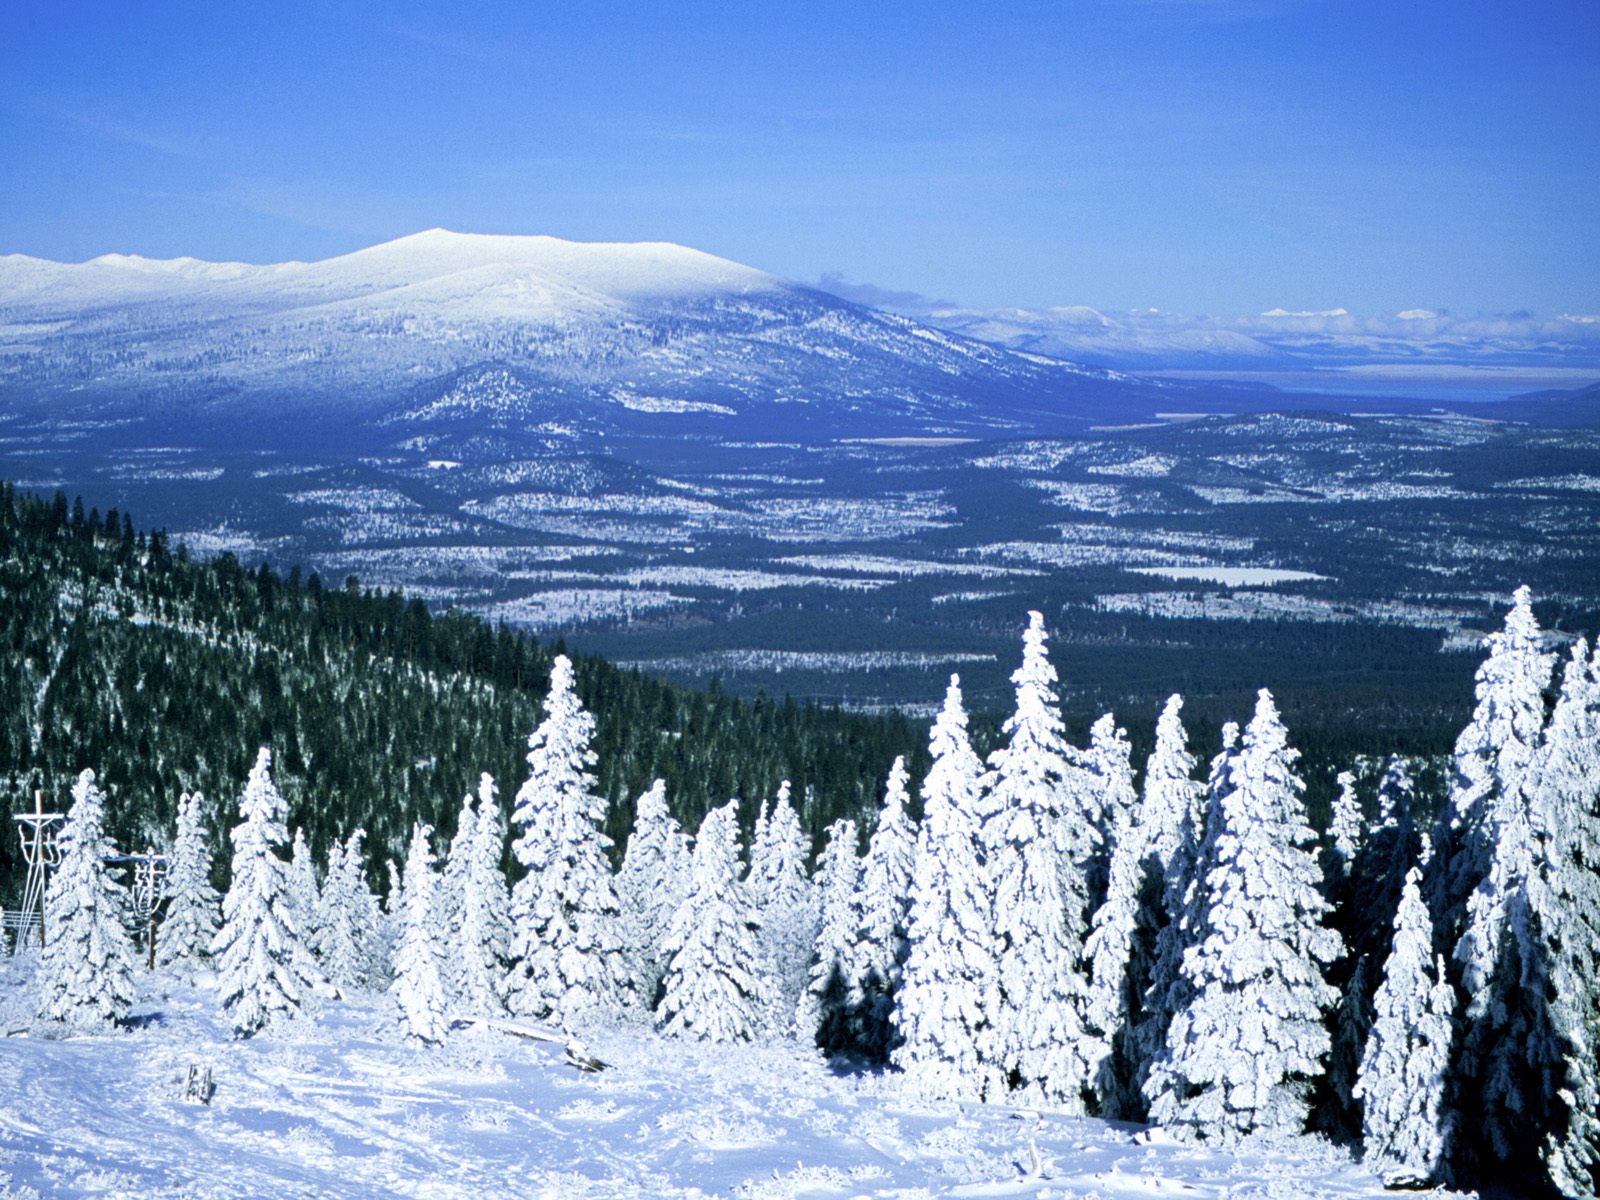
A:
0 229 1187 445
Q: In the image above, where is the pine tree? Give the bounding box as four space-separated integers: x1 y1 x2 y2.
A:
439 793 475 953
1355 864 1455 1185
616 778 691 1010
1328 770 1365 881
391 822 450 1044
748 780 817 1033
892 675 1003 1102
314 829 381 991
1085 713 1138 905
504 655 631 1023
1527 639 1600 1197
452 773 510 1015
849 755 919 1058
212 748 325 1036
658 800 771 1042
155 790 220 976
985 614 1097 1109
1146 691 1342 1141
1432 586 1553 951
797 818 861 1049
1139 719 1233 1104
285 827 322 958
36 770 136 1029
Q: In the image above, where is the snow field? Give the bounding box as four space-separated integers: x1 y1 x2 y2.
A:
0 969 1453 1200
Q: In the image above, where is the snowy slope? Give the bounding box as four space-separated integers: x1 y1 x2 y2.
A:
0 231 1153 441
0 963 1459 1200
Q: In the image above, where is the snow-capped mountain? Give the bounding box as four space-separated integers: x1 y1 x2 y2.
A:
0 229 1158 443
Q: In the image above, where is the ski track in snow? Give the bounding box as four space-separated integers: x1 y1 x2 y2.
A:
0 969 1462 1200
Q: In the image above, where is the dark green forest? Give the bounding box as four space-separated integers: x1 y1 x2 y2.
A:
0 484 930 896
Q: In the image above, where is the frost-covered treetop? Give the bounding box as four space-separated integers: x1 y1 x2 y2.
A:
236 746 289 856
1143 693 1201 873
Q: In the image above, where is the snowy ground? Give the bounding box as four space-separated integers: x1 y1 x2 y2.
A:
0 963 1462 1200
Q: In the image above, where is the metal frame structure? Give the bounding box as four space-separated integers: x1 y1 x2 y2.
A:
9 790 65 952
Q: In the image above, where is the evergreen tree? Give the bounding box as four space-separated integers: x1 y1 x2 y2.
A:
439 793 475 951
1139 719 1234 1102
849 755 919 1059
892 676 1003 1102
616 778 691 1009
504 655 631 1023
797 817 861 1050
1146 692 1342 1141
392 822 450 1044
315 828 382 991
1355 864 1455 1185
36 770 135 1029
747 780 817 1033
1327 770 1364 881
658 800 770 1042
155 789 219 976
1084 713 1138 906
1432 586 1553 951
212 748 325 1036
285 827 322 958
453 773 510 1015
985 614 1096 1109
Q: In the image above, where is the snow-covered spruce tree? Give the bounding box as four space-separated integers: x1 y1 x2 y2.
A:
1084 713 1138 905
155 790 220 976
504 655 632 1023
984 613 1097 1109
1526 638 1600 1197
211 748 327 1036
314 829 381 991
657 800 771 1042
1354 864 1455 1185
285 828 322 957
36 769 136 1029
452 773 510 1015
1327 770 1365 882
1145 692 1342 1141
1139 719 1235 1104
391 822 450 1044
439 792 475 950
797 817 861 1050
849 755 919 1058
1431 585 1553 952
747 780 817 1033
616 778 691 1010
892 675 1004 1102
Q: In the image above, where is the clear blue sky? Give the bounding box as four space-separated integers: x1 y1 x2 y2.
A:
2 1 1595 314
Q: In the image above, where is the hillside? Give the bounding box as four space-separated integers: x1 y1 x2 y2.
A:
0 484 925 892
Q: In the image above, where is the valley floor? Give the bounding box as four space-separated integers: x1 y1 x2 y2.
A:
0 963 1460 1200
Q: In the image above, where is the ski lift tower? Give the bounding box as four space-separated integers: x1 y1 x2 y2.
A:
121 846 170 969
11 790 65 952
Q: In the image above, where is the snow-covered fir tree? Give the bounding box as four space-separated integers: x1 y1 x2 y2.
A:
847 755 919 1058
747 780 817 1033
615 778 691 1009
285 827 322 957
1138 719 1234 1098
1085 713 1138 896
1432 585 1553 950
658 800 771 1042
391 822 450 1044
1146 692 1342 1141
451 773 510 1015
211 748 326 1036
1327 770 1365 881
439 793 475 949
504 655 632 1023
1354 863 1455 1185
892 675 1004 1102
36 770 135 1029
985 613 1097 1109
797 817 861 1049
314 828 382 991
1525 639 1600 1197
155 790 219 976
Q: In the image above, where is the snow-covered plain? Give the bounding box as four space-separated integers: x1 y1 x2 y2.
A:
0 964 1457 1200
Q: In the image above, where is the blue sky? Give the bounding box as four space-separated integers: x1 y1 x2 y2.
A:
1 1 1595 315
